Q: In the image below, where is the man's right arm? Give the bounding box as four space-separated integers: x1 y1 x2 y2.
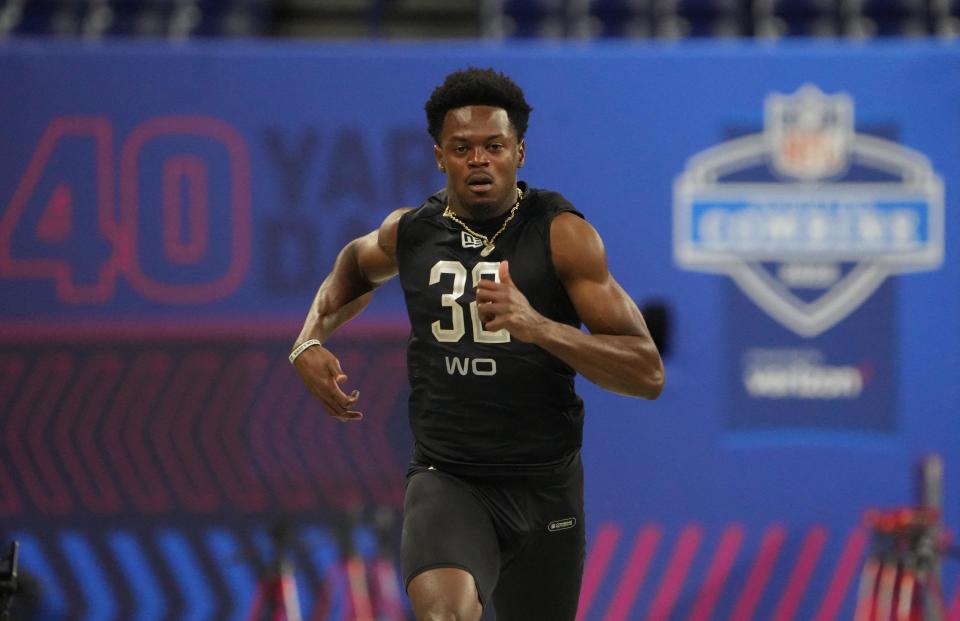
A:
291 207 410 422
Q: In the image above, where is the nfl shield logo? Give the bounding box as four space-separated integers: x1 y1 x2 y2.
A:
766 84 853 181
674 84 943 337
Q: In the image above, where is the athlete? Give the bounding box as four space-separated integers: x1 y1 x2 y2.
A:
291 67 664 621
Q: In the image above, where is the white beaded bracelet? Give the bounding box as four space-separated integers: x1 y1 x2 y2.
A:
288 339 322 364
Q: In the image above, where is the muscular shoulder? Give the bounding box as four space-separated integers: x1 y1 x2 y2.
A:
550 212 607 284
377 207 414 260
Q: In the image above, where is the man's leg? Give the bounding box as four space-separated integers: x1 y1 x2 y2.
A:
490 459 585 621
491 525 584 621
401 469 501 621
408 567 483 621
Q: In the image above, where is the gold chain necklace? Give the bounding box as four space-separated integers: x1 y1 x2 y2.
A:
443 187 523 257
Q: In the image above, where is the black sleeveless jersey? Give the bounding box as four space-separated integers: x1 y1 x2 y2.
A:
396 182 585 477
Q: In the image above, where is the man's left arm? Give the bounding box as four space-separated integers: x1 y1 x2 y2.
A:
475 212 664 399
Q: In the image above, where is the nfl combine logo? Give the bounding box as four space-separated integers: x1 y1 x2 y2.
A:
673 84 944 337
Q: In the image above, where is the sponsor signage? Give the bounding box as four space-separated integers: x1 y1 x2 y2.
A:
674 85 944 431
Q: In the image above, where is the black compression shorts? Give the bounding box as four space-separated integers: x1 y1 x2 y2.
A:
400 454 585 621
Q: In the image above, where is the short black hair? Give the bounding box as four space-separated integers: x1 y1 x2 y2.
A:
425 67 533 144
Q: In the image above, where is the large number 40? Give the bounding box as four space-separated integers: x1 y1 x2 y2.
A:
0 116 251 304
429 260 510 344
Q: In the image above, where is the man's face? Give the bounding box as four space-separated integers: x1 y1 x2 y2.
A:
434 105 525 219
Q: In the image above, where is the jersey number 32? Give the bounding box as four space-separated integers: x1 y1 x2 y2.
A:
429 260 510 344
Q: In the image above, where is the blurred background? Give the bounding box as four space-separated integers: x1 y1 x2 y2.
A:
2 0 960 39
1 1 959 620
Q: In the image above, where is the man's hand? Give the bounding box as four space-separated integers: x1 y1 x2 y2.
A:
292 345 362 422
474 260 547 343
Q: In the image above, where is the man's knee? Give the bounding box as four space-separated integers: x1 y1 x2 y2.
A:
408 567 483 621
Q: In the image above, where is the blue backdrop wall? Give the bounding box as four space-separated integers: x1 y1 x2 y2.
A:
0 40 957 620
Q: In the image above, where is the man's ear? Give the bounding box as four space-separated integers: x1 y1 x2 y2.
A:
434 144 445 172
517 139 526 168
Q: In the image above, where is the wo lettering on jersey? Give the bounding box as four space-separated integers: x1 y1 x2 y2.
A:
444 356 497 376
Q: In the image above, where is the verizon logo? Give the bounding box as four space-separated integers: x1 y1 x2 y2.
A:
744 361 867 398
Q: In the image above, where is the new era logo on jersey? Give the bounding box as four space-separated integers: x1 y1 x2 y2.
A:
461 231 484 249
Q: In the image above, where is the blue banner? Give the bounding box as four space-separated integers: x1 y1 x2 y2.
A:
1 40 958 620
